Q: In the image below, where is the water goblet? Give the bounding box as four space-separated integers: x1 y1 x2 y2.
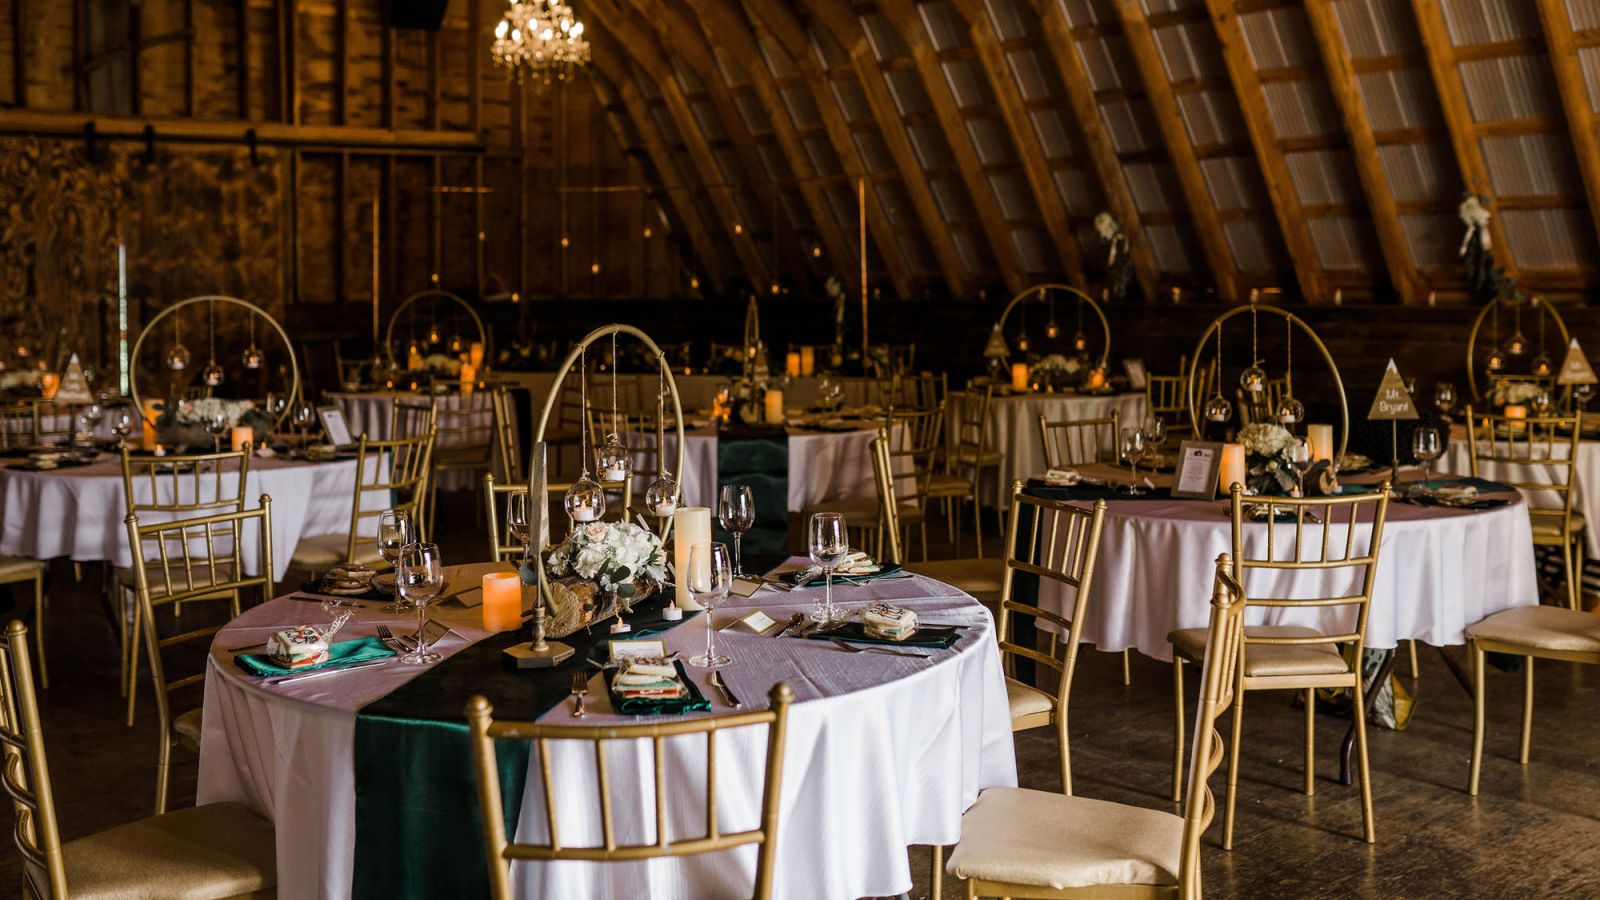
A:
205 412 228 453
377 509 415 612
718 483 756 576
687 541 733 668
506 491 531 547
807 512 850 626
1412 426 1442 485
1121 427 1148 496
395 542 445 665
111 409 133 449
1434 382 1457 417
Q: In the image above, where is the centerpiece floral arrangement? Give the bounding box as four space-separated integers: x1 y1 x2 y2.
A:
409 353 462 378
545 520 668 601
1490 380 1544 409
1239 422 1312 496
156 398 276 450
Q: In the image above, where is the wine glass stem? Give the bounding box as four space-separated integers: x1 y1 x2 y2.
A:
733 534 743 576
824 569 834 621
414 604 427 659
704 607 716 661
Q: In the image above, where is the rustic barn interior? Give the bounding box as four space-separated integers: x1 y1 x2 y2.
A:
3 1 1600 898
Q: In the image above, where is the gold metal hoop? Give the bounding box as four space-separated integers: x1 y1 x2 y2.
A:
994 283 1112 369
383 289 489 367
129 295 301 428
1185 305 1349 460
1463 295 1569 401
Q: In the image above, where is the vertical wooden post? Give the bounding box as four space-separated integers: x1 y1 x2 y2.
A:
1534 0 1600 256
859 177 868 358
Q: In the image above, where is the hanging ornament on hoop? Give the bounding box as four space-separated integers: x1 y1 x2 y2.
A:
1043 289 1060 340
1275 315 1305 425
596 332 633 482
201 299 225 387
563 347 606 523
1507 299 1527 357
645 359 680 517
166 310 191 371
1531 297 1553 377
1239 302 1267 393
1485 297 1505 373
1205 323 1233 423
242 310 265 370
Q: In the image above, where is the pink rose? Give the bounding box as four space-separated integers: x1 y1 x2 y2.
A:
583 523 608 541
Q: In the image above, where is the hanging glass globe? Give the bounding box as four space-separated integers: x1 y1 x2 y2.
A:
1532 353 1554 377
1507 330 1527 356
428 327 442 345
165 343 191 371
1204 394 1233 423
242 344 264 370
1239 364 1268 393
564 475 606 523
1276 396 1306 425
645 473 680 517
1072 331 1088 352
202 360 225 387
596 433 632 482
1486 347 1506 373
1045 319 1060 339
1017 336 1030 353
448 334 464 354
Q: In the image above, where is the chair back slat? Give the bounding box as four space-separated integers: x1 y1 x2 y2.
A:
1039 412 1120 468
997 482 1107 684
492 385 523 483
120 449 251 520
484 474 531 562
1464 406 1581 525
335 429 436 562
0 621 66 899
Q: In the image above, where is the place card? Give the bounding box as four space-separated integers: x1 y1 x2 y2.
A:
608 638 667 664
1171 440 1223 500
723 609 780 635
730 575 765 598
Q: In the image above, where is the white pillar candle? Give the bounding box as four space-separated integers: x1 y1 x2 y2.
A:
785 352 801 378
800 347 815 376
1219 443 1247 493
1011 362 1029 392
673 507 712 610
765 390 786 425
230 425 254 452
1307 424 1334 463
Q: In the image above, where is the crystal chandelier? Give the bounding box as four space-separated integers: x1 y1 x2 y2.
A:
492 1 591 85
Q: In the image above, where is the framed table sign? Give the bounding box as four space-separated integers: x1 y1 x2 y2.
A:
1172 440 1223 500
317 405 355 448
1122 358 1148 391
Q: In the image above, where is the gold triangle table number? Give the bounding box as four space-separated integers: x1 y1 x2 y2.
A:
52 353 94 406
1557 338 1597 386
1368 359 1419 421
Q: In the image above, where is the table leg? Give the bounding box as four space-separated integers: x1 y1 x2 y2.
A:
1339 649 1395 787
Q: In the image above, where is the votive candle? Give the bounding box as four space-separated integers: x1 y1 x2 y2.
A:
1505 405 1527 433
765 389 785 425
785 352 801 378
1011 362 1029 392
800 347 816 376
481 571 522 632
141 399 161 449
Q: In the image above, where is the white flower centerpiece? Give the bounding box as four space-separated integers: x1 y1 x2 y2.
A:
1490 380 1543 409
156 398 275 450
545 519 668 618
1238 422 1311 496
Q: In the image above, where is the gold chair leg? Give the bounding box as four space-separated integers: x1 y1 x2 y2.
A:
1564 540 1579 611
920 522 929 562
1469 644 1486 796
125 593 141 727
1122 649 1131 687
972 492 984 559
1058 712 1072 796
931 844 944 900
1353 673 1375 843
1304 688 1315 796
33 574 46 690
1407 640 1419 679
1520 656 1534 766
1171 657 1186 803
1223 680 1244 850
155 732 171 816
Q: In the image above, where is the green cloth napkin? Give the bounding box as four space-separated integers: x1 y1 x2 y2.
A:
807 621 960 648
233 635 395 677
608 660 711 716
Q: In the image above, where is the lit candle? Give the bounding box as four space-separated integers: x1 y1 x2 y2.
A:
1219 443 1247 493
1085 368 1106 391
673 507 712 610
1307 424 1334 464
407 346 422 372
1505 405 1527 433
39 372 59 399
481 571 522 632
469 341 485 369
1011 362 1030 392
459 363 476 395
141 399 161 449
785 352 801 378
230 425 254 452
765 389 785 425
800 347 815 376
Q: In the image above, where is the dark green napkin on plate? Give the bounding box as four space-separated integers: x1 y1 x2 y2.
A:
807 621 961 648
607 660 712 716
298 580 390 602
234 635 395 677
783 563 904 587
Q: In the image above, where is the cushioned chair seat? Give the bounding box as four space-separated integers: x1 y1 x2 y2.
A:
924 473 973 497
1169 625 1347 677
59 801 277 900
808 497 924 528
291 532 386 570
0 557 46 580
904 558 1006 597
1466 605 1600 653
115 564 239 599
1006 677 1055 723
173 707 204 747
946 788 1182 891
951 447 1004 468
1529 511 1586 542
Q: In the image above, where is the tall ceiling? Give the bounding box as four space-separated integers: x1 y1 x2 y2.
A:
584 0 1600 304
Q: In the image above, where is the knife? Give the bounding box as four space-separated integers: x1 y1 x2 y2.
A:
710 670 742 707
265 657 391 685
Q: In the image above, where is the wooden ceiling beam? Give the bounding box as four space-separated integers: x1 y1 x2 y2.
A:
1304 0 1420 303
1029 0 1162 301
1200 0 1322 301
948 0 1086 288
1534 0 1600 256
1112 0 1239 299
1408 0 1519 283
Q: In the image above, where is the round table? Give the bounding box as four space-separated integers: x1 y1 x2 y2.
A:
196 564 1015 899
499 372 882 416
1029 470 1539 660
0 454 382 581
1439 423 1600 558
328 390 502 490
948 391 1148 508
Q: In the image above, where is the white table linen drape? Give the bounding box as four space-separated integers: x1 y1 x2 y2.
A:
947 392 1148 507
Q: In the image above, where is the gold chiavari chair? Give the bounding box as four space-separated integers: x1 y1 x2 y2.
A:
465 682 794 900
290 428 436 572
0 400 37 449
1235 377 1287 428
491 384 522 483
874 435 1005 603
808 410 938 561
0 560 45 690
427 395 498 535
943 554 1245 900
0 620 277 899
1145 374 1188 438
1465 406 1585 610
1038 412 1121 469
390 395 438 442
1168 483 1390 846
483 473 530 563
126 498 275 813
927 385 1003 557
118 448 252 723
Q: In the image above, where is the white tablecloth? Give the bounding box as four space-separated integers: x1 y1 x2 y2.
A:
500 373 881 416
328 390 502 490
197 564 1015 899
0 455 381 581
948 391 1148 507
1034 488 1539 661
624 427 880 513
1440 427 1600 558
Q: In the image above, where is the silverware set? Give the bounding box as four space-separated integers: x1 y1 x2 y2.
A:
709 670 742 707
376 625 417 652
569 670 589 717
827 637 929 659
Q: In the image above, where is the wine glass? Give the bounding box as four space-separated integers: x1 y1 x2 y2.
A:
718 484 756 576
377 509 415 612
80 403 103 438
293 402 318 444
1121 427 1148 496
687 541 732 668
506 491 531 547
205 412 228 453
111 409 133 449
1145 417 1167 451
1412 426 1442 485
395 542 445 665
1434 382 1457 418
807 512 850 626
1576 382 1596 416
1533 389 1554 418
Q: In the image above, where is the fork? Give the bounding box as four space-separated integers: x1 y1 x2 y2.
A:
828 637 929 659
570 670 589 717
375 625 416 651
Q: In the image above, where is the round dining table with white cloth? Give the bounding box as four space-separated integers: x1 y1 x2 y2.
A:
196 563 1016 900
626 425 881 512
327 389 503 490
1439 423 1600 557
1031 486 1539 661
500 371 881 415
0 454 384 581
947 391 1148 508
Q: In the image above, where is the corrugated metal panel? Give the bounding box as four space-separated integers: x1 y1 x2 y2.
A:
1240 8 1316 70
1481 132 1586 196
1058 0 1115 29
781 86 821 129
1012 228 1055 273
1054 167 1099 213
713 47 744 88
1357 68 1446 130
852 130 895 175
919 1 966 52
1333 0 1421 60
803 137 843 177
631 62 660 100
759 38 798 80
1308 218 1378 271
1100 97 1161 154
989 171 1035 220
951 229 997 274
671 60 702 96
1178 91 1248 147
1145 222 1196 272
1400 212 1460 269
1153 22 1227 83
860 12 907 62
1287 150 1362 205
885 69 931 117
1076 35 1133 93
1201 156 1269 211
1440 0 1539 46
1031 108 1079 159
987 0 1033 41
830 78 874 125
909 123 958 168
649 107 679 145
1144 0 1202 14
1262 81 1340 139
733 94 765 135
897 232 937 274
1580 46 1600 114
1007 49 1054 103
1122 161 1177 213
826 185 858 230
931 177 978 221
808 25 849 70
1570 0 1600 31
942 59 993 110
1378 142 1457 202
1223 220 1281 272
1505 208 1596 268
756 144 786 181
968 117 1018 166
874 181 919 228
690 100 725 142
1459 56 1561 122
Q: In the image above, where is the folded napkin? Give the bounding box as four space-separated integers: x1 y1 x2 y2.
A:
782 563 903 587
234 635 395 677
1043 467 1082 486
298 579 390 602
608 660 711 716
807 621 961 649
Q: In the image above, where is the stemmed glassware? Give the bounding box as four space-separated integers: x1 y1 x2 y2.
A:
111 409 133 449
205 412 228 453
1145 417 1166 451
293 402 318 445
807 512 850 625
79 403 103 442
1412 426 1442 484
687 541 732 668
1120 427 1148 495
395 542 445 665
1575 382 1596 416
506 491 531 547
377 509 415 612
1434 382 1457 419
1533 389 1554 418
718 484 755 576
